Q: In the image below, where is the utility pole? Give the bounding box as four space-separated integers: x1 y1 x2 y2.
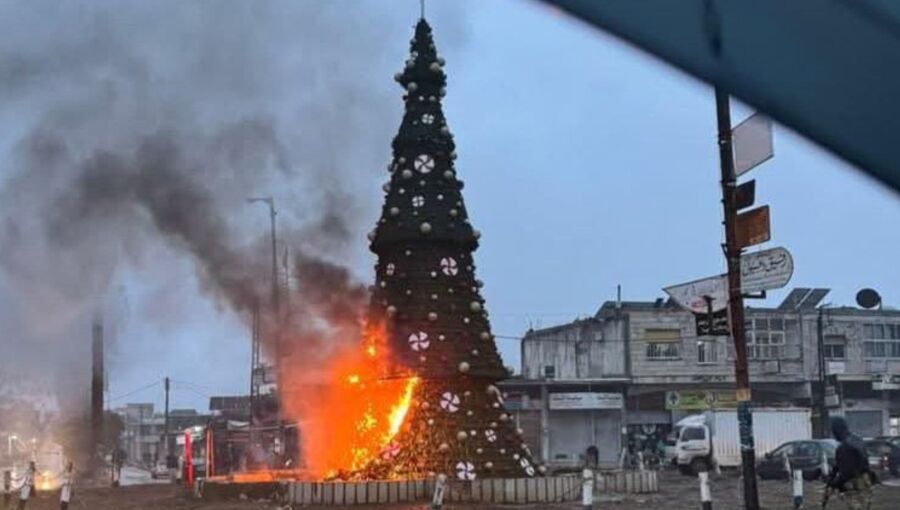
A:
91 316 105 474
163 377 170 464
715 87 760 510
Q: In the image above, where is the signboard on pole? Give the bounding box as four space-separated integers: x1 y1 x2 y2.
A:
735 206 771 249
549 392 623 410
740 247 794 293
664 275 728 314
734 180 756 210
696 309 730 336
733 112 774 176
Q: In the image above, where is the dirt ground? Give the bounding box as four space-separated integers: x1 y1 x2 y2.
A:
9 470 900 509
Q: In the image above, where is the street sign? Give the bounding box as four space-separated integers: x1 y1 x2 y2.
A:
733 112 774 176
735 206 770 249
664 275 728 314
734 180 756 210
695 308 730 336
740 247 794 293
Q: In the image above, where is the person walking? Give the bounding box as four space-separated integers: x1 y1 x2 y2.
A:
3 470 11 508
826 417 875 510
15 462 36 510
58 462 74 510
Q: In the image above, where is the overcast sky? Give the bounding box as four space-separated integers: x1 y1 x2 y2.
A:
2 0 897 413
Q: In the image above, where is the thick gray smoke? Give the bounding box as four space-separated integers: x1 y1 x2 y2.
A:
0 0 463 423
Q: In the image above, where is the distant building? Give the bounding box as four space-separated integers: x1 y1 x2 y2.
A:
500 287 900 469
114 404 210 466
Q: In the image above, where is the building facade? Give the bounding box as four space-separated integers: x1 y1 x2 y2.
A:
500 288 900 468
115 404 210 466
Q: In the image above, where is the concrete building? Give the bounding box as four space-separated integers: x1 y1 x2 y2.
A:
500 287 900 468
115 404 210 466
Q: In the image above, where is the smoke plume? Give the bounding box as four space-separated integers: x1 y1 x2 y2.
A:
0 0 463 435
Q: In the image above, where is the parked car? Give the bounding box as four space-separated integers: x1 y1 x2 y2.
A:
150 461 169 480
757 439 837 480
863 439 900 477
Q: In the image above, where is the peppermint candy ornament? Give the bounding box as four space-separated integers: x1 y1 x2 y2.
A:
519 457 536 477
484 429 497 443
440 392 461 413
440 257 458 276
456 461 476 481
408 332 430 351
421 113 435 125
414 154 435 174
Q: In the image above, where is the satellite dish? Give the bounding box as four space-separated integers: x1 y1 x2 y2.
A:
856 288 881 309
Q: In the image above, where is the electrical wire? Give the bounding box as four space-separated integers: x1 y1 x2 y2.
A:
108 379 162 403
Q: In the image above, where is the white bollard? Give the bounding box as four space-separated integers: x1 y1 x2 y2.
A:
699 471 712 510
430 474 447 510
792 469 804 509
582 468 594 510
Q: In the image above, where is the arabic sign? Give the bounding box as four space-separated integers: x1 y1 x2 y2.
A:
696 309 730 336
549 392 623 410
665 390 738 411
733 112 774 176
664 275 728 314
735 206 771 249
741 247 794 293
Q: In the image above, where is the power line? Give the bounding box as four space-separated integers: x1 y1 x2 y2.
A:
109 379 162 403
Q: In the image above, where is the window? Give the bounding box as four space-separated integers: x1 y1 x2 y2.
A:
863 323 900 358
543 365 556 379
681 427 706 441
890 417 900 436
697 340 719 364
824 335 846 360
745 317 786 359
645 329 681 360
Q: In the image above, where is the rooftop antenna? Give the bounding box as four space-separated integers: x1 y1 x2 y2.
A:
420 0 425 19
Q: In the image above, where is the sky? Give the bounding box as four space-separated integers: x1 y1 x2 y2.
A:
2 0 898 414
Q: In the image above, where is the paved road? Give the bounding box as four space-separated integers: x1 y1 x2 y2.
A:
13 469 900 509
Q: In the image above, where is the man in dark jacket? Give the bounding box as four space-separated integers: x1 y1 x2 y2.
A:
827 417 873 509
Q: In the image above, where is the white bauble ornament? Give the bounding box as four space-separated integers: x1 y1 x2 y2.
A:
420 222 432 234
439 443 450 453
367 231 376 241
456 431 468 441
470 301 482 312
438 334 446 341
466 410 474 417
402 169 413 179
499 413 509 422
398 157 407 164
499 448 506 455
443 170 454 179
513 454 520 460
390 207 399 216
440 126 450 135
480 331 491 341
428 312 438 322
437 57 446 66
429 62 441 72
538 465 547 474
473 230 482 239
458 361 470 373
517 428 524 436
394 73 403 82
449 209 458 217
484 461 493 469
386 305 397 316
471 349 479 356
492 403 500 409
407 82 418 92
382 183 391 192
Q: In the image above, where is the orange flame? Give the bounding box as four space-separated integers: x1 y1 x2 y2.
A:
281 323 418 478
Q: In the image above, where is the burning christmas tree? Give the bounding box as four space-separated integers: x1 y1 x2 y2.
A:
361 18 540 481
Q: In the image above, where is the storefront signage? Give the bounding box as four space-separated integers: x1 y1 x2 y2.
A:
665 390 738 410
549 392 623 410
